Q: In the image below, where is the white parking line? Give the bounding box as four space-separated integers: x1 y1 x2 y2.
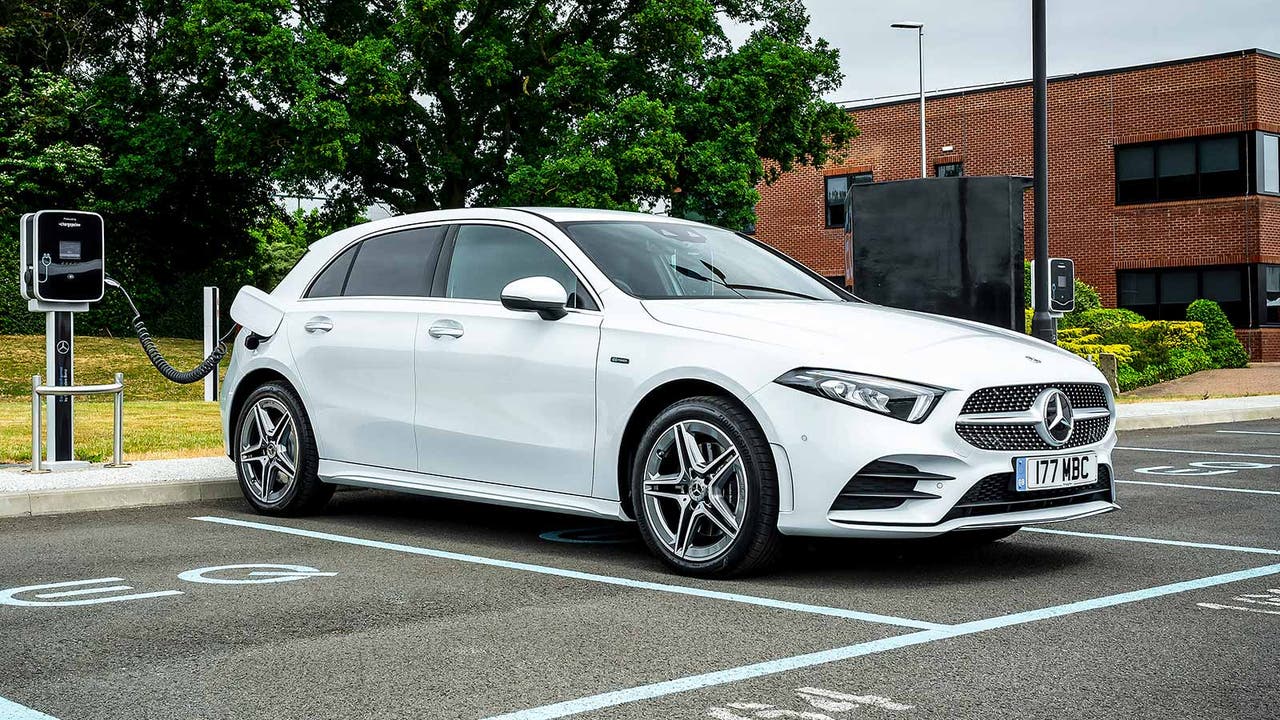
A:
1023 527 1280 556
1216 430 1280 436
192 516 946 631
481 563 1280 720
0 696 59 719
1116 446 1280 459
1117 479 1280 496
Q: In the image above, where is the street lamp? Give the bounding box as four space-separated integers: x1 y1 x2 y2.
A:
891 21 926 178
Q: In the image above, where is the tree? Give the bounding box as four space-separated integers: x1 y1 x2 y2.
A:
174 0 857 227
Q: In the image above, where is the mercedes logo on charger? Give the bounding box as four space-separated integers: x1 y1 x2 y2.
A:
1033 388 1075 446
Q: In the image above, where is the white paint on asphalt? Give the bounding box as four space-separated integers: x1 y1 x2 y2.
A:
1117 479 1280 496
0 696 60 720
192 516 947 631
177 564 337 585
480 563 1280 720
796 687 913 711
0 577 183 608
1024 527 1280 555
1215 430 1280 436
1116 446 1280 459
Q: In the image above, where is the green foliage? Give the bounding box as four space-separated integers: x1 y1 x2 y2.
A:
233 208 345 291
1186 299 1249 369
1055 305 1217 391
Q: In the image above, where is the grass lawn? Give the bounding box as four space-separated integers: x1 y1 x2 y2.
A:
0 334 228 463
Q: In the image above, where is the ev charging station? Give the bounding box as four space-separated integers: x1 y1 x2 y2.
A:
1030 258 1077 316
19 210 107 470
18 209 226 472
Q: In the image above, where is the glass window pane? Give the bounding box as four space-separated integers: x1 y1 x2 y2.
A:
1202 268 1242 302
446 224 589 307
1160 271 1198 304
1118 272 1156 305
1264 134 1279 194
306 244 357 298
851 172 874 185
936 162 963 177
1265 265 1280 323
344 226 444 297
1199 136 1239 173
1158 142 1196 177
1117 146 1154 180
825 175 848 227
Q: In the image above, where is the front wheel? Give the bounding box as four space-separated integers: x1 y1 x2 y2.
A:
631 396 782 577
234 382 333 516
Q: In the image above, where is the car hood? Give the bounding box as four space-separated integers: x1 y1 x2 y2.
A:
640 299 1101 389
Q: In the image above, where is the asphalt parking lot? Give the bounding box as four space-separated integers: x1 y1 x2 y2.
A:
2 420 1278 720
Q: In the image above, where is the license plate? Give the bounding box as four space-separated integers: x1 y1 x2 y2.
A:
1015 452 1097 491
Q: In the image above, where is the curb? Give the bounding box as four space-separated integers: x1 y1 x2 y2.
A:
0 478 240 518
1116 395 1280 431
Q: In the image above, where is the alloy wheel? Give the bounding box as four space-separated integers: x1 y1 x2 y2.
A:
238 396 300 505
641 419 749 563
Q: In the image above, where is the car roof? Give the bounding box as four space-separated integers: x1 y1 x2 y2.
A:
510 207 706 226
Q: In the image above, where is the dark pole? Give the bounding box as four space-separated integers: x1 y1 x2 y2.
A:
1030 0 1057 343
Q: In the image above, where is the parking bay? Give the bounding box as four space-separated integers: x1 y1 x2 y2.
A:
0 420 1276 719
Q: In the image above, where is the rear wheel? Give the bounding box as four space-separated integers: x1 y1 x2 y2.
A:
631 396 781 577
234 382 333 516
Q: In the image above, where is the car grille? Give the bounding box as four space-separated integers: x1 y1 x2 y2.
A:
955 415 1111 451
942 464 1113 522
960 383 1109 415
955 382 1112 452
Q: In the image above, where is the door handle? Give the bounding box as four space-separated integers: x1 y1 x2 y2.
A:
428 320 464 339
303 316 334 334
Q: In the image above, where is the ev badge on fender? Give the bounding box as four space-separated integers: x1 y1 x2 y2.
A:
0 563 335 607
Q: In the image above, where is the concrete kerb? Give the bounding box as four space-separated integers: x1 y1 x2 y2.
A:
1116 395 1280 430
0 457 237 518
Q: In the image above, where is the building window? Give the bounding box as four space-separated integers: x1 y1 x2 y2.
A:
1260 133 1279 196
1115 134 1246 204
825 172 873 228
1264 265 1280 325
935 162 963 177
1117 266 1249 326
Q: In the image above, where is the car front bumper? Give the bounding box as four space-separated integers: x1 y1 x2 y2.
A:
751 382 1119 539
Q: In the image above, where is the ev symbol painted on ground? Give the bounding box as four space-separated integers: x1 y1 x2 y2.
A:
1198 586 1280 616
0 564 335 607
707 687 912 719
1134 461 1280 477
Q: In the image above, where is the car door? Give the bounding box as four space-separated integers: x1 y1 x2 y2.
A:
287 224 446 471
414 222 603 495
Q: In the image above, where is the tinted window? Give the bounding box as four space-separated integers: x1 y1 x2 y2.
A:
306 244 357 298
446 225 595 309
823 173 872 229
1116 145 1156 204
1118 266 1249 326
1199 135 1243 197
936 162 963 177
344 226 445 297
1263 134 1279 195
1116 134 1248 204
564 221 847 301
1265 265 1280 324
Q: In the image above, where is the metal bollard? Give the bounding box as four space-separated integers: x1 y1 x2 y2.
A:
106 372 129 468
30 375 45 473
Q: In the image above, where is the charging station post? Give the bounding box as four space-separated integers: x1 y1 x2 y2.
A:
203 286 220 403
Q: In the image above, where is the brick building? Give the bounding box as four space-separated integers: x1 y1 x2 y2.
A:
754 49 1280 360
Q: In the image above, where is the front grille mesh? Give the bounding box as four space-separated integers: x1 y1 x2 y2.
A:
956 415 1111 452
960 383 1109 415
942 465 1113 521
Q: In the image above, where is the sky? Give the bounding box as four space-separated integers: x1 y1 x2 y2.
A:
780 0 1280 104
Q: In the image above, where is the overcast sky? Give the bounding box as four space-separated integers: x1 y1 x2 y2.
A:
783 0 1280 103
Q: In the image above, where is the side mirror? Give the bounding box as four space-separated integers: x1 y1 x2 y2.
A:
500 276 569 320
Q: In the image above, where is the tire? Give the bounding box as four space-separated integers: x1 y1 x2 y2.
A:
233 381 333 516
630 396 782 577
948 526 1022 545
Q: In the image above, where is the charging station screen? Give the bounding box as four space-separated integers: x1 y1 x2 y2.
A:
58 240 83 260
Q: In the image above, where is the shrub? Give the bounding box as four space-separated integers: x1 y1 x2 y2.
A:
1056 327 1135 365
1023 261 1102 326
1186 299 1249 368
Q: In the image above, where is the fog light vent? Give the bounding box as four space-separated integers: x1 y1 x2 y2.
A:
831 461 951 512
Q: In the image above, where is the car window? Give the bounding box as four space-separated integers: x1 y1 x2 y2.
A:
445 225 597 310
562 221 846 301
343 226 446 297
306 244 357 298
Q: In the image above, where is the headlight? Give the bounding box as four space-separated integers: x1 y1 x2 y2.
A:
774 369 946 423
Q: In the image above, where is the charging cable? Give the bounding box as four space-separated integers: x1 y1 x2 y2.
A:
104 276 238 384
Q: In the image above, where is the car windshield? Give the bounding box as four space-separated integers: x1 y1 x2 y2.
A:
562 221 849 301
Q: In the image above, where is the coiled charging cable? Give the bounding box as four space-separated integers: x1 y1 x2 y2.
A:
105 276 239 384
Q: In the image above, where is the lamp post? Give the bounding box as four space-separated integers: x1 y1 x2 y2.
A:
892 21 926 178
1029 0 1057 343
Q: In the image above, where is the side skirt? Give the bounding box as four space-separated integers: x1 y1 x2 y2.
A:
318 460 630 522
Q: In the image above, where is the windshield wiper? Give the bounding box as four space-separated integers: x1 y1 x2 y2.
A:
722 284 827 301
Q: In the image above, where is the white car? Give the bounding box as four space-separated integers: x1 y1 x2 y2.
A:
223 208 1118 576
